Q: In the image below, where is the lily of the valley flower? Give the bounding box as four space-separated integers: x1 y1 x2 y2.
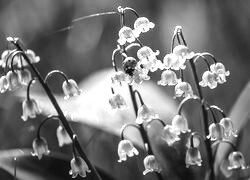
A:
228 151 248 170
0 75 9 93
62 79 82 100
69 156 91 178
118 26 136 45
109 93 127 110
128 64 150 84
185 147 202 168
161 125 180 146
173 45 194 63
207 123 225 141
31 137 50 160
163 53 185 70
133 17 155 37
56 125 72 147
19 69 32 86
219 117 237 139
158 69 179 86
171 114 190 134
6 71 22 91
136 104 159 124
0 50 19 68
117 139 139 162
111 70 129 85
143 155 162 175
22 49 40 66
175 81 194 98
210 62 230 84
21 98 41 121
199 71 218 89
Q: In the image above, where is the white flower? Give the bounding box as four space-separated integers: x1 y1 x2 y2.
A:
163 53 185 70
23 49 40 66
109 93 127 110
117 139 139 162
161 125 180 146
6 71 22 91
133 17 155 37
0 75 9 93
136 104 159 124
158 70 179 86
31 137 50 160
18 69 32 86
118 26 136 45
21 98 41 121
228 151 248 170
171 114 190 134
207 123 225 141
185 147 202 168
210 62 230 84
173 45 194 62
111 70 129 85
175 81 194 98
143 155 162 175
62 79 82 100
69 156 91 178
199 71 218 89
219 117 237 139
186 133 201 148
56 125 72 147
0 50 19 68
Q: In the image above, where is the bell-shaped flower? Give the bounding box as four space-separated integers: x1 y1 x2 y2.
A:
0 75 9 93
56 125 72 147
199 71 218 89
62 79 82 100
207 123 225 141
210 62 230 84
136 104 159 124
6 71 22 91
133 17 155 37
23 49 40 66
21 98 41 121
109 93 127 110
31 137 50 160
69 156 91 178
161 125 180 146
171 114 190 135
173 45 194 63
143 155 162 175
158 69 179 86
186 133 201 148
137 46 163 72
122 57 138 76
111 70 129 85
0 50 20 68
117 139 139 162
18 69 32 86
127 63 150 85
118 26 136 45
163 53 185 70
175 81 194 98
228 151 248 170
185 147 202 168
219 117 237 139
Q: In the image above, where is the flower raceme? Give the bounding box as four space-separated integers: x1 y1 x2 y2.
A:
136 104 159 124
21 98 41 121
109 93 127 110
69 156 91 178
32 137 50 160
117 139 139 162
143 155 162 175
62 79 82 100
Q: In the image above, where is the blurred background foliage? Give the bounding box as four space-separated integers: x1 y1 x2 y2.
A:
0 0 249 179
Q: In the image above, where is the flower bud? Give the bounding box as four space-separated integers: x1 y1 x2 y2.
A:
117 139 139 162
171 114 190 134
109 93 127 110
219 117 237 139
69 156 91 178
185 147 202 168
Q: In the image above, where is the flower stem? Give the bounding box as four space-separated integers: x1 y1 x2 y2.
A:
44 70 69 84
11 39 102 180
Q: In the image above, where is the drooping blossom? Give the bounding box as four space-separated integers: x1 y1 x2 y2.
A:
174 81 194 98
185 147 202 168
0 75 9 93
186 133 201 148
171 114 190 134
118 26 137 45
6 71 22 91
56 125 72 147
161 125 180 146
219 117 237 139
111 70 129 85
31 137 50 160
62 79 82 100
21 98 41 121
158 69 179 86
207 123 225 141
18 69 32 86
199 71 218 89
228 151 248 170
136 104 159 124
109 93 127 110
173 45 194 63
163 53 185 70
143 155 162 175
210 62 230 84
69 156 91 178
133 17 155 37
117 139 139 162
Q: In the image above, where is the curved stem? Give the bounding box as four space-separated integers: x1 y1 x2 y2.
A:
44 70 69 84
13 157 17 180
37 115 59 138
194 54 211 71
26 79 36 101
205 104 218 124
125 43 141 52
133 90 144 106
200 52 217 64
72 134 77 158
120 124 140 140
145 119 166 128
209 105 226 118
122 7 140 18
171 34 177 53
178 96 201 115
135 38 143 47
112 48 121 72
179 69 184 81
4 50 23 73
